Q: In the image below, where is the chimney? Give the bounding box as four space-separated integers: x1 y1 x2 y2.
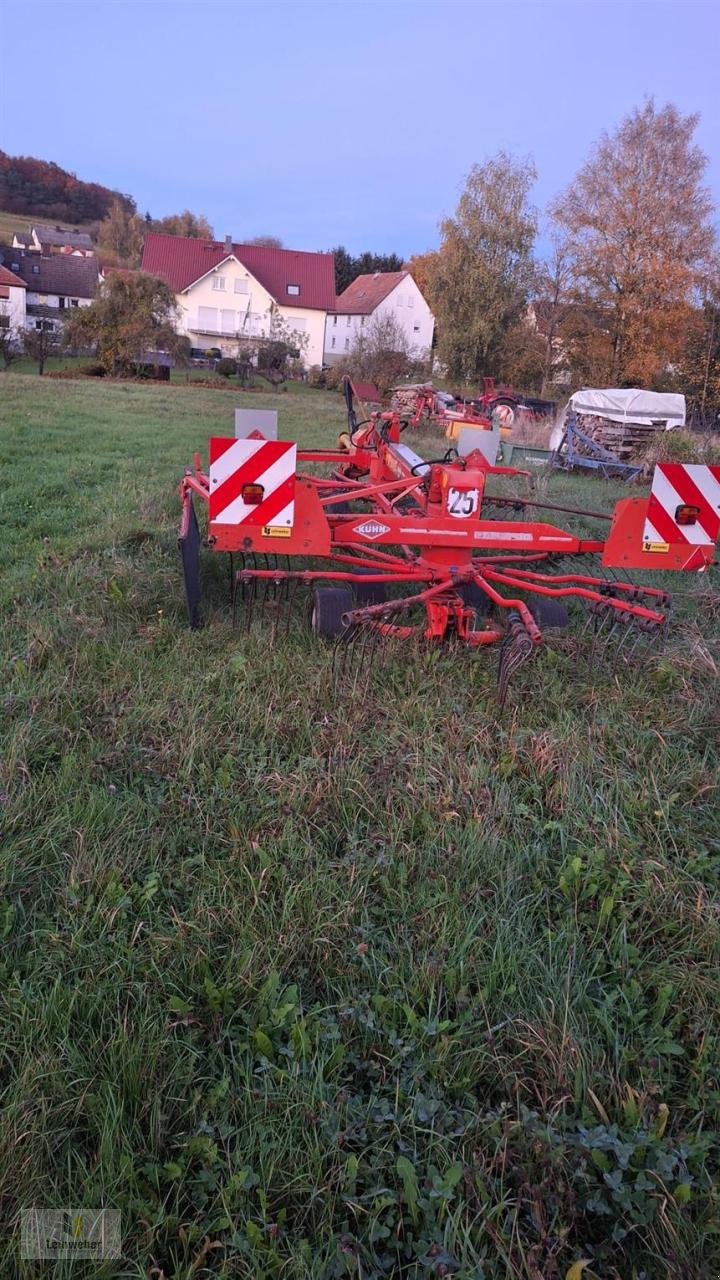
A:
224 235 232 254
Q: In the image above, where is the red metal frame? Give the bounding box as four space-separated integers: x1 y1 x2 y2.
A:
180 409 716 651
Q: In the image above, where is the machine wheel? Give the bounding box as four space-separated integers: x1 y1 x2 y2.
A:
353 567 387 607
528 597 570 629
310 586 354 639
460 581 492 616
491 397 517 428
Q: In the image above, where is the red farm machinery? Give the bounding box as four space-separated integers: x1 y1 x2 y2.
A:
179 407 720 704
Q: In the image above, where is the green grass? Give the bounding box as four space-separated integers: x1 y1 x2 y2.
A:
0 208 96 244
1 375 719 1279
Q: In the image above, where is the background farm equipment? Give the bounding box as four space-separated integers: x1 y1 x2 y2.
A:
178 405 720 705
468 377 557 428
388 382 494 434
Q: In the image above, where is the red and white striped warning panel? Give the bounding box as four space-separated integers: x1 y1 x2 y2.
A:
644 463 720 548
209 436 297 533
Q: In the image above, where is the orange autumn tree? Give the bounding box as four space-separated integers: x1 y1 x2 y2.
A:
551 101 717 387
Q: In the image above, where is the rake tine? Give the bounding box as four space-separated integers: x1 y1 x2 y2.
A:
623 621 651 667
243 575 256 633
283 578 300 635
332 620 357 687
610 616 634 671
497 613 534 709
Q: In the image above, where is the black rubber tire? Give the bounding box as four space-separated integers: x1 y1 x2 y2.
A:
491 396 517 427
310 586 354 639
528 597 570 629
459 581 492 616
353 567 387 607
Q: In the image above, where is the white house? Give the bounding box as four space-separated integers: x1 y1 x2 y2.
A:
0 249 98 333
12 225 95 257
141 233 336 367
0 264 28 334
324 271 434 365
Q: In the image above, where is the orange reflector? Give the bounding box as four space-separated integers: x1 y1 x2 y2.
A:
241 483 264 505
675 503 700 526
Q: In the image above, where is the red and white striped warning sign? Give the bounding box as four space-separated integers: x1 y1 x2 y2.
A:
644 463 720 547
209 436 296 530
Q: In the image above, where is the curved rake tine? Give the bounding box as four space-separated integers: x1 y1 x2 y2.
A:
497 613 534 709
332 621 358 688
283 578 300 635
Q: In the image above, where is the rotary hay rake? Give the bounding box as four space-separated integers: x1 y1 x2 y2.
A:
178 409 720 705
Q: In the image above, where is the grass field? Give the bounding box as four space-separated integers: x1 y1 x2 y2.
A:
1 375 719 1279
0 208 96 245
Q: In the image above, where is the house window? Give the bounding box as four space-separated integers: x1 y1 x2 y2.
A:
360 316 366 327
234 278 249 294
333 316 337 326
407 295 414 308
344 338 350 351
0 315 9 330
331 336 335 349
198 306 219 331
59 297 66 309
11 262 20 271
346 316 351 327
397 293 404 306
32 264 40 274
290 317 306 332
212 276 226 291
413 324 420 333
71 299 79 307
287 284 300 296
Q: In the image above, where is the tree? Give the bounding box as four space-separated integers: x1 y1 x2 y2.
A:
255 306 310 386
347 312 421 393
97 201 145 267
150 210 214 239
551 101 717 386
0 149 134 222
331 245 405 294
246 235 283 248
424 153 538 382
24 321 58 375
64 273 183 375
0 325 22 369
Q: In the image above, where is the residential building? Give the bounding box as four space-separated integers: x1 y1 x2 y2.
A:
12 225 95 256
141 233 336 367
0 264 27 332
324 271 434 365
0 246 98 332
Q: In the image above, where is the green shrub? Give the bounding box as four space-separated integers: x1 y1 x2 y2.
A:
307 365 325 388
216 357 238 378
324 365 348 391
642 428 720 471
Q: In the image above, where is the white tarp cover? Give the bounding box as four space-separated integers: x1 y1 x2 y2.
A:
568 388 685 429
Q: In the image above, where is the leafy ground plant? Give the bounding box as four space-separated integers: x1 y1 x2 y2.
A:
0 375 718 1278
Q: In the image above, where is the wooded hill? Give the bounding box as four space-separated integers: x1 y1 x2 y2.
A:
0 150 135 225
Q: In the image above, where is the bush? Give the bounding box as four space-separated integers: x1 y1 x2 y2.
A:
216 357 238 378
78 362 106 377
641 428 720 472
307 365 325 388
324 365 348 391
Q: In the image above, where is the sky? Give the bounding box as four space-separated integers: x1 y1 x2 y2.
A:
1 0 719 259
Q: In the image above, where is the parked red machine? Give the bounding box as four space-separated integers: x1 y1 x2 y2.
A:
179 406 720 702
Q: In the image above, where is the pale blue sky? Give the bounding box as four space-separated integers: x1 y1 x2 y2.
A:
1 0 718 258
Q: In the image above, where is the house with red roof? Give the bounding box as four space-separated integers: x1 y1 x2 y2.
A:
141 232 336 367
325 270 434 365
